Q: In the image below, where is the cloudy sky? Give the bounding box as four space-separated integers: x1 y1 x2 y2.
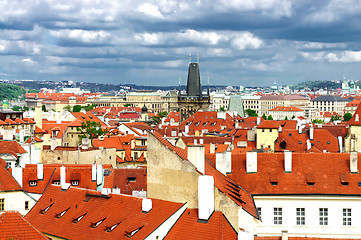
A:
1 0 361 87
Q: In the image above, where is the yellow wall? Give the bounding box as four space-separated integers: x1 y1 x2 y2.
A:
256 128 278 151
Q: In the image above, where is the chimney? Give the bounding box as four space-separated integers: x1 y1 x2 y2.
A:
194 139 197 145
199 139 204 144
235 122 239 129
350 152 358 173
185 125 189 134
92 164 96 181
284 151 292 173
278 126 282 133
216 151 232 175
356 114 359 122
338 136 343 153
96 164 103 186
35 106 42 129
309 125 314 140
37 163 44 180
246 152 257 173
198 175 214 221
82 138 89 150
51 138 58 151
298 125 303 134
217 112 226 119
256 117 261 125
60 165 66 186
101 188 111 196
210 144 215 154
12 167 23 187
281 230 288 240
306 139 311 150
187 145 205 174
142 198 152 213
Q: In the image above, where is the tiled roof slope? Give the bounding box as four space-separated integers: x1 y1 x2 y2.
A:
228 152 361 195
112 167 147 194
19 164 112 194
0 211 48 240
165 209 237 240
0 164 22 192
72 112 107 127
348 104 361 126
0 140 27 155
310 95 349 102
258 120 297 129
269 106 303 111
25 185 184 240
150 131 187 160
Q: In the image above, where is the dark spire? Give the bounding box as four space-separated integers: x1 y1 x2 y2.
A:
186 62 201 97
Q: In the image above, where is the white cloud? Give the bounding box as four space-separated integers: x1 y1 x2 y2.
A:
296 41 347 50
299 52 326 61
325 51 361 63
231 32 263 50
22 58 34 63
137 3 164 18
50 29 110 44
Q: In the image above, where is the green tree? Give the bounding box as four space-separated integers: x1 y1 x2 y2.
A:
343 113 353 121
76 121 109 140
85 104 96 111
268 115 273 120
292 115 295 119
23 106 29 111
12 105 21 111
312 119 324 124
42 104 47 112
330 115 341 122
245 109 258 117
285 116 288 120
151 111 168 125
262 113 267 120
72 105 82 112
124 104 131 107
64 105 72 111
219 106 226 111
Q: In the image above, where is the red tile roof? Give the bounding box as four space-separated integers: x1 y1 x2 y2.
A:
25 185 184 240
348 104 361 125
34 126 46 134
0 164 22 192
111 167 147 195
151 132 187 160
228 152 361 195
0 211 48 239
269 106 304 112
0 140 27 155
165 209 237 240
72 112 107 128
25 136 43 143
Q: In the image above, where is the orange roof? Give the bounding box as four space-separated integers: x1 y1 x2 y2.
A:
258 120 297 130
14 118 26 124
0 141 27 155
269 106 304 112
164 111 180 123
4 119 16 125
348 104 361 125
0 211 48 239
257 120 279 129
112 167 147 194
228 152 361 195
23 118 35 124
25 136 43 143
25 185 184 240
72 112 107 127
165 209 237 239
0 164 22 191
34 126 46 134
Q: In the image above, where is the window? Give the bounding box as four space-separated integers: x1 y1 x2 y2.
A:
0 198 4 211
134 152 138 160
257 207 262 220
296 208 305 225
343 208 351 226
269 129 272 132
29 181 37 187
274 207 282 225
72 180 79 186
53 181 60 185
262 129 265 132
127 177 136 182
319 208 328 225
25 201 29 210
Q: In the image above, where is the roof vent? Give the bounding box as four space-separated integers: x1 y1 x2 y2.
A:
142 198 152 213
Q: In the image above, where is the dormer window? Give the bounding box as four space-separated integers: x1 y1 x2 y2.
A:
53 180 60 185
29 181 37 187
126 226 144 238
72 180 79 186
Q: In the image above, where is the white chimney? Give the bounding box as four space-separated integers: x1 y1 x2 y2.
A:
256 117 261 125
92 164 96 181
101 188 111 195
217 112 226 119
185 125 189 134
199 139 204 144
194 139 197 145
356 114 359 122
309 125 314 140
298 125 303 134
37 163 44 180
198 175 214 221
142 198 152 213
306 139 311 150
82 138 89 150
350 152 358 173
235 122 239 129
112 188 121 194
284 151 292 173
187 145 205 174
12 167 23 187
60 165 66 186
246 152 257 173
51 138 58 151
210 144 215 154
216 151 232 175
96 164 103 186
282 230 288 240
61 182 71 190
338 136 343 153
278 126 282 133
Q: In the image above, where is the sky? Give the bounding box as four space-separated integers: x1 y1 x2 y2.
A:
1 0 361 87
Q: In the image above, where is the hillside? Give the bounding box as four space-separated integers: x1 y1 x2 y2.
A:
289 80 341 90
0 82 26 101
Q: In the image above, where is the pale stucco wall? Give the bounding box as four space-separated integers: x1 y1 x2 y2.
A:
0 191 36 216
256 128 278 151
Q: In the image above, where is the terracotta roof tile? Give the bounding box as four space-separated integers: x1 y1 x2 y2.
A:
0 164 22 191
165 209 237 240
0 211 48 239
25 185 184 240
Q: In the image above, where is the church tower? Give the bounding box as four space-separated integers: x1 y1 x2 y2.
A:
178 57 210 122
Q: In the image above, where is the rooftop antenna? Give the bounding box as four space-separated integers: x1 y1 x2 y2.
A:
189 53 191 63
197 53 199 63
178 77 181 97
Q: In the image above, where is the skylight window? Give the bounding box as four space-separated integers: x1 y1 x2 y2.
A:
56 208 70 218
73 213 87 223
40 203 54 214
106 222 122 232
126 226 144 238
91 218 106 228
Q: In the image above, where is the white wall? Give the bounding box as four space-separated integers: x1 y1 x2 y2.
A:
255 195 361 238
0 191 36 216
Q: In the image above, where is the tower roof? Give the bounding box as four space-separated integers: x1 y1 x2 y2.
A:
186 62 201 97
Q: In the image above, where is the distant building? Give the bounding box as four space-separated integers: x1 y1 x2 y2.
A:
310 95 349 116
178 62 210 122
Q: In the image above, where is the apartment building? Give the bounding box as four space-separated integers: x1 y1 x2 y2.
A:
310 95 349 116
